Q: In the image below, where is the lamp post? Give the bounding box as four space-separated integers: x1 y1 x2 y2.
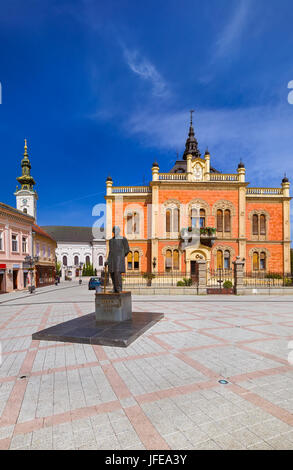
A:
24 255 39 293
79 262 84 285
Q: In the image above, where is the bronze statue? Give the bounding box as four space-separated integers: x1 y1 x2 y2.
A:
106 226 130 293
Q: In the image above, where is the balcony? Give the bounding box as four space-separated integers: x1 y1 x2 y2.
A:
180 227 217 249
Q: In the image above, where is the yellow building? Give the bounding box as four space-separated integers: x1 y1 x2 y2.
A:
33 224 57 286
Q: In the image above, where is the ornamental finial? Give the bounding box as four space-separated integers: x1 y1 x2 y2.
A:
190 109 194 125
24 139 28 156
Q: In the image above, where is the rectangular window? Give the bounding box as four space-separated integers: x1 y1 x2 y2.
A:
43 245 46 257
0 232 3 251
48 246 51 258
22 237 27 253
12 234 18 252
36 243 40 256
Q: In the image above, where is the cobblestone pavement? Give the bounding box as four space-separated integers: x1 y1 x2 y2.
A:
0 282 293 450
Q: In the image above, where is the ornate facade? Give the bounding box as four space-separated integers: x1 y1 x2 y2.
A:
105 114 291 275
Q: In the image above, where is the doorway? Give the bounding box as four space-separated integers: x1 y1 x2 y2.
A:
0 273 4 293
190 261 198 285
13 270 18 290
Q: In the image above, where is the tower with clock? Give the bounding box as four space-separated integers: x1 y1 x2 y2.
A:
14 139 38 220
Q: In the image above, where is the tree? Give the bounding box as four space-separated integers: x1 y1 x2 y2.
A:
56 260 61 276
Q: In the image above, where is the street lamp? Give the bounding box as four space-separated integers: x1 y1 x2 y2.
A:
79 262 84 285
24 255 39 293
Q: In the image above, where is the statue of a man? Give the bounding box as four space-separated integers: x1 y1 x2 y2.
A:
106 226 130 293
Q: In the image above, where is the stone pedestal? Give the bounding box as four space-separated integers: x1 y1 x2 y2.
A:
233 257 245 295
196 259 207 294
95 291 132 323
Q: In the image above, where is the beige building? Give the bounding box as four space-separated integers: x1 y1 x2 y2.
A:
32 224 57 287
0 202 34 293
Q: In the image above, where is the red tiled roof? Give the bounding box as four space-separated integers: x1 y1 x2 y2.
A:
32 224 56 242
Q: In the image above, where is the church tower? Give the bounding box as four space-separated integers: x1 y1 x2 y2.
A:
14 139 38 220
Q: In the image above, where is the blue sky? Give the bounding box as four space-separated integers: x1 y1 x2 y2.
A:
0 0 293 229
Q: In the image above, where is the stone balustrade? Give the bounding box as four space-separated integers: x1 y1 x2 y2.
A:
112 186 151 194
246 188 283 196
209 174 239 181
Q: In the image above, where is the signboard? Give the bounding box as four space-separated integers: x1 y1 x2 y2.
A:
22 262 31 270
13 264 20 269
0 264 6 269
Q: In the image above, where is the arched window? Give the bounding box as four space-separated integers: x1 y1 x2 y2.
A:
173 208 180 232
165 250 172 271
23 208 27 214
200 209 206 228
133 213 139 234
98 255 103 266
260 215 266 235
126 213 132 234
217 250 223 270
260 252 266 270
224 250 230 269
191 208 198 228
134 251 139 270
166 209 171 234
85 255 90 265
217 210 223 232
126 212 140 235
224 210 231 233
62 255 67 266
253 252 259 271
74 255 79 266
252 215 259 235
173 250 179 270
127 252 133 270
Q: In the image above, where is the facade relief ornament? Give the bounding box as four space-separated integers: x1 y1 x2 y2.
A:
212 200 236 216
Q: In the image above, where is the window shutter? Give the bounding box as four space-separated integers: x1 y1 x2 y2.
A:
224 210 231 232
252 214 258 235
260 215 266 235
217 210 223 232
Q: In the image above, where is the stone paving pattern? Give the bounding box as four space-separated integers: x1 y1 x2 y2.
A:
0 282 293 450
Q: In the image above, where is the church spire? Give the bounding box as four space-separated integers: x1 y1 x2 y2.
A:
16 139 36 191
182 110 201 160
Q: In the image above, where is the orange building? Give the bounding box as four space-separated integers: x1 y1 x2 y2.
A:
105 115 291 277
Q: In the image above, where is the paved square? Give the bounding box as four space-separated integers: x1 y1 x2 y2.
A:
0 282 293 450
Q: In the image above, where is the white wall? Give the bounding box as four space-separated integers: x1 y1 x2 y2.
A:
56 240 106 278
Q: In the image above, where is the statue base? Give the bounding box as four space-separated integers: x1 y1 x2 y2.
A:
95 291 132 323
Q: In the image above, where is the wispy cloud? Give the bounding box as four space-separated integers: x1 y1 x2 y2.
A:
213 0 251 60
124 104 293 186
122 46 169 98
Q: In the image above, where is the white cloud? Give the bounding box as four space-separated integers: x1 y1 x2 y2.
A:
124 104 293 187
213 0 251 60
122 47 169 98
